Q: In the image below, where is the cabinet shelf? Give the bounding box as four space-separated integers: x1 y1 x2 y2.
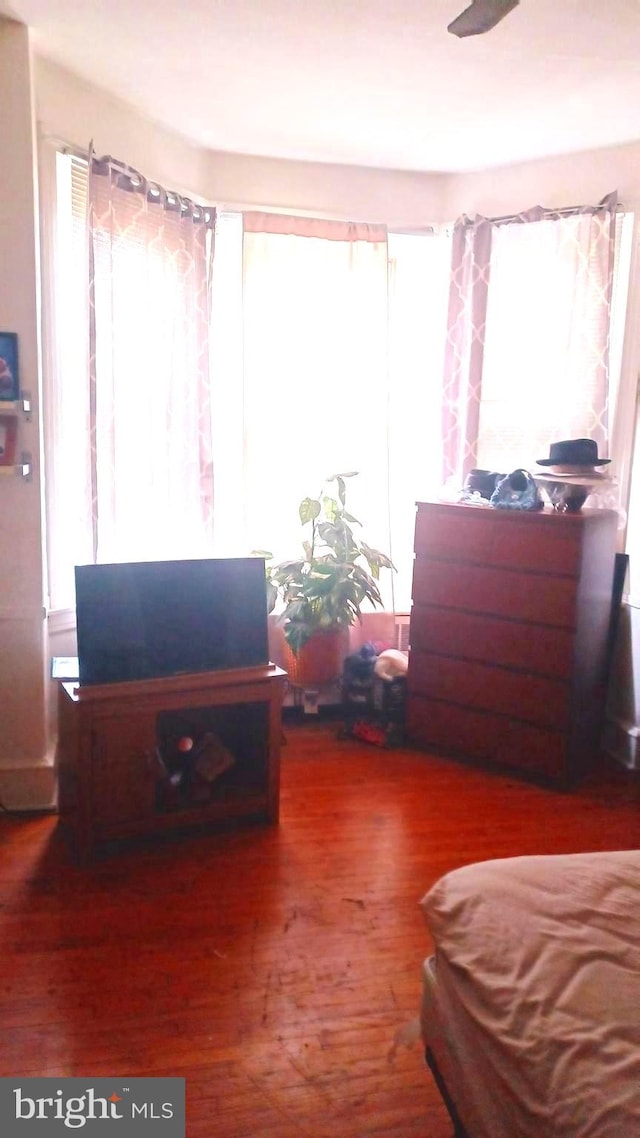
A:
97 794 269 843
57 664 287 859
0 452 31 480
0 396 32 420
0 391 32 479
0 452 32 480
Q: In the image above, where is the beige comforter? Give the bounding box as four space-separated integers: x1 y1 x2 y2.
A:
420 850 640 1138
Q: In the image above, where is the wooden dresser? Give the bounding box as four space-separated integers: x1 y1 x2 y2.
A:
406 501 618 784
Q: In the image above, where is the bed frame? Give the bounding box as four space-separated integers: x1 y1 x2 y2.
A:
424 1047 470 1138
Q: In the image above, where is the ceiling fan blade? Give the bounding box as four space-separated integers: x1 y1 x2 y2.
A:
448 0 520 38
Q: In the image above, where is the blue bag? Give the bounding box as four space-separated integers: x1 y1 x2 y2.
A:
490 469 543 511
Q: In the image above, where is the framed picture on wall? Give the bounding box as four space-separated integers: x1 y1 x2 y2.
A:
0 332 19 402
0 414 18 466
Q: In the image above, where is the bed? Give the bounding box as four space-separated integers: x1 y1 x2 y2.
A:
418 850 640 1137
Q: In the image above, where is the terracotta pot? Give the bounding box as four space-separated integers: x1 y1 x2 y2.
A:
283 628 348 688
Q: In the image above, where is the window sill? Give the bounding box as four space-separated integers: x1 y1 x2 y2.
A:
47 608 76 635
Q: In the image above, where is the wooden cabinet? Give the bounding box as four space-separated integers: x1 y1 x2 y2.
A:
57 664 287 858
406 502 618 784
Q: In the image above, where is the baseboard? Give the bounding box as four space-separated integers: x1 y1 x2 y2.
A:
602 715 640 771
282 701 342 723
283 681 341 713
0 755 58 812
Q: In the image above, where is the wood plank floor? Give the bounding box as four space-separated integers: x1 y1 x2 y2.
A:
0 718 639 1137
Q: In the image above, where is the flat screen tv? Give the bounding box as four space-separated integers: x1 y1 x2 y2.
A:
74 557 270 686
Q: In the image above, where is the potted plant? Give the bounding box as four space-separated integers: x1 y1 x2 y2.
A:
255 472 395 688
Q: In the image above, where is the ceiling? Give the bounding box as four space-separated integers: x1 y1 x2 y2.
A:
3 0 640 173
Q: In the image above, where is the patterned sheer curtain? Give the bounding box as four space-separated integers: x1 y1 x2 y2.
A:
442 192 619 484
88 152 216 564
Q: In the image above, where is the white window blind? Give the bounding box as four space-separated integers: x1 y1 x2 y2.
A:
45 152 93 611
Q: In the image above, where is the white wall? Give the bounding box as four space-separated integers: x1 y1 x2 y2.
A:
204 148 448 225
4 48 640 805
0 19 52 809
36 57 210 201
36 56 640 231
445 140 640 218
36 57 449 224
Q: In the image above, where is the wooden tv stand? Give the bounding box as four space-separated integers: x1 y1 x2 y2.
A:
57 664 287 859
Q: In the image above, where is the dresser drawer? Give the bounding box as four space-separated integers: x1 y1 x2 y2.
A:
414 504 584 575
407 651 570 731
406 695 568 781
409 605 574 678
412 559 576 627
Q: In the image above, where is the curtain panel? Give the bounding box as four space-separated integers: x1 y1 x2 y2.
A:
238 211 394 599
442 192 619 486
243 212 387 244
88 152 216 564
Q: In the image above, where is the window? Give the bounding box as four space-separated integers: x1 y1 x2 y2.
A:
210 215 451 611
386 231 452 604
49 157 631 620
441 199 632 497
47 157 452 613
477 211 633 473
46 152 215 610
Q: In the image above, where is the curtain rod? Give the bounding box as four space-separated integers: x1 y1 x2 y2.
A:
39 131 88 162
60 143 89 161
43 131 621 229
41 131 216 212
482 191 621 227
41 133 365 220
489 205 624 225
87 144 215 221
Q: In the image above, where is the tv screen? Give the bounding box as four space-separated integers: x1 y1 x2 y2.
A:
74 557 270 686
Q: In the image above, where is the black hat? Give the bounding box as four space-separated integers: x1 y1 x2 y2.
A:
536 438 610 467
463 469 505 499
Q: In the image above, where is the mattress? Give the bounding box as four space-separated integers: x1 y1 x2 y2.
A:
419 850 640 1138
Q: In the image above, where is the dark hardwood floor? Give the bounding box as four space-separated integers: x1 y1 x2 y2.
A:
1 717 639 1136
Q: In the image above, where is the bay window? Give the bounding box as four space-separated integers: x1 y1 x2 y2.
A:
44 153 633 627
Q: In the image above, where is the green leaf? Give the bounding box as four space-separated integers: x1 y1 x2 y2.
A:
350 565 383 606
317 521 343 550
272 559 305 579
364 542 396 569
322 495 339 523
284 622 312 654
303 574 338 598
265 471 394 648
299 497 321 526
281 598 311 624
